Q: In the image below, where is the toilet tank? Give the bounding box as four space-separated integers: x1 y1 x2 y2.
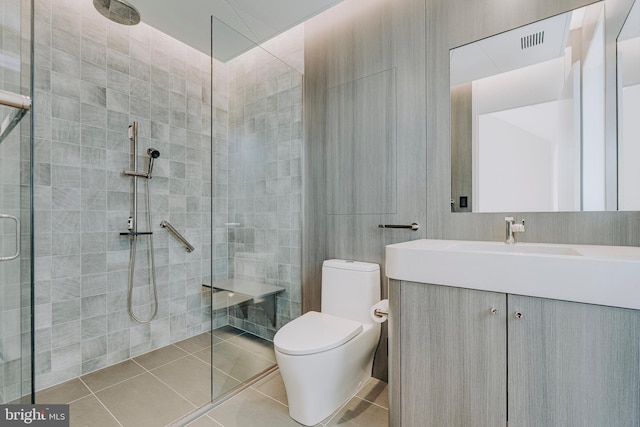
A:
321 259 380 324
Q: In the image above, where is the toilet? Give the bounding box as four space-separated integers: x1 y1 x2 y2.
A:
274 259 381 426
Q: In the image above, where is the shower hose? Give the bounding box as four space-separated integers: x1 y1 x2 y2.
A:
127 177 158 323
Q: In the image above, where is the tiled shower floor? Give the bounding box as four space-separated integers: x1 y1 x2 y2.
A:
36 326 277 426
36 325 389 427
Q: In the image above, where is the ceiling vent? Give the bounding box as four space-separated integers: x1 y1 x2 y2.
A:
521 31 545 49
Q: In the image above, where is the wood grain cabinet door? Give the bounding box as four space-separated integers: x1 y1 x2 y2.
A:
400 282 507 427
507 295 640 427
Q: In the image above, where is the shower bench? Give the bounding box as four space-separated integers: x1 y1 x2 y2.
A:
203 278 285 326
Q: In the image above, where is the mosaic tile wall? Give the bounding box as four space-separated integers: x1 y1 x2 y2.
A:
31 0 217 390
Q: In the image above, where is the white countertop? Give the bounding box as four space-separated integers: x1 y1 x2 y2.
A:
386 239 640 310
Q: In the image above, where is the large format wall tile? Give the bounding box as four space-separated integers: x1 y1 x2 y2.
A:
33 0 215 391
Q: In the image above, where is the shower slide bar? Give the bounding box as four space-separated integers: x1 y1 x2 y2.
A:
160 220 194 252
0 89 31 145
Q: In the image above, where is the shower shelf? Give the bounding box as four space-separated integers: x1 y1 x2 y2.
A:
203 278 285 326
119 231 153 236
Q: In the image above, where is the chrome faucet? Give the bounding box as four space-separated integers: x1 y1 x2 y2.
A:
505 217 525 244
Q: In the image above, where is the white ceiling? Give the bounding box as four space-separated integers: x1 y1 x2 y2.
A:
128 0 343 61
619 0 640 42
450 2 611 86
450 11 573 86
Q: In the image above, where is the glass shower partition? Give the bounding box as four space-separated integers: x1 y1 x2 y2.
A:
208 14 303 405
0 0 33 404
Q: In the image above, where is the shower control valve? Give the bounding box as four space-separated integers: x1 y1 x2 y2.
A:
127 217 134 230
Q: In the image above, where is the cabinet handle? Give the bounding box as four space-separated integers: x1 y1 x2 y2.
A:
514 311 524 319
490 307 498 315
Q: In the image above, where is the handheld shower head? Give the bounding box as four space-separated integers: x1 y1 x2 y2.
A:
146 148 160 178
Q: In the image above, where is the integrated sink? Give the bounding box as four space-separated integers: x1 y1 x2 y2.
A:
385 239 640 310
447 241 583 256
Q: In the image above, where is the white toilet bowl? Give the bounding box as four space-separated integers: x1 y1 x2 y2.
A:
274 260 381 426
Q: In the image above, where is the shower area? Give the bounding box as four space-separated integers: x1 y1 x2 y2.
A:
1 0 303 425
0 0 32 405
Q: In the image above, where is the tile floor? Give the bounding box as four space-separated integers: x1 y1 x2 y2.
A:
187 372 389 427
36 324 389 427
36 326 276 427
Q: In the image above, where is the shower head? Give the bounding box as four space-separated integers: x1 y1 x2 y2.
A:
93 0 141 26
146 148 160 178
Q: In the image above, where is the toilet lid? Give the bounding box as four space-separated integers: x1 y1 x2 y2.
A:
274 311 363 356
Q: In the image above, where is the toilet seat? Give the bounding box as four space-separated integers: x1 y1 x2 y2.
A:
274 311 362 356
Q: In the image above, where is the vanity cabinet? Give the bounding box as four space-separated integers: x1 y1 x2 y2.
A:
390 280 640 427
395 281 507 426
508 295 640 427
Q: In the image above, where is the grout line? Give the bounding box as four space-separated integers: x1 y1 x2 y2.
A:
130 345 194 371
74 377 124 427
206 385 292 427
360 399 389 411
319 396 352 426
145 372 201 409
174 341 212 356
362 401 390 412
212 330 246 343
191 351 213 367
210 354 272 385
249 382 290 408
221 337 276 364
52 330 279 427
351 394 390 411
142 359 211 410
80 369 149 395
212 365 242 389
356 379 390 411
217 369 250 384
79 346 201 397
130 357 149 372
321 378 389 426
174 365 279 427
219 331 275 355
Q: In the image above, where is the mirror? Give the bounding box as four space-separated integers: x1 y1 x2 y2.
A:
618 0 640 210
451 2 611 213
